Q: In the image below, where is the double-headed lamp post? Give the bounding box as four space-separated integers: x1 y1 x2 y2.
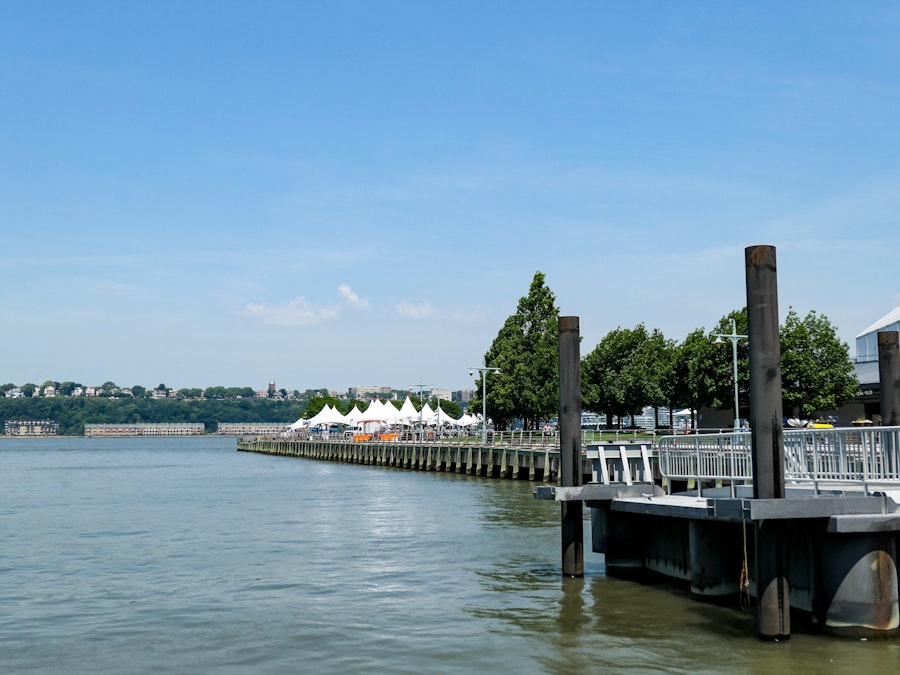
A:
712 318 749 431
469 365 501 443
410 381 431 430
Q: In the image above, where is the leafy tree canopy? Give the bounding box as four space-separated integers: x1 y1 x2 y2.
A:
479 271 559 430
780 308 858 417
582 324 651 427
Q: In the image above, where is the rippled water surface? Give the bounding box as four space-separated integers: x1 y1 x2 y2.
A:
2 437 898 673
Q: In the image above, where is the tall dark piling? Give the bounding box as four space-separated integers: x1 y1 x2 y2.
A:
745 244 790 639
879 331 900 427
879 331 900 476
559 316 583 577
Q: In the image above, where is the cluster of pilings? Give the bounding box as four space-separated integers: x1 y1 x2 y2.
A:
237 438 583 482
552 245 900 640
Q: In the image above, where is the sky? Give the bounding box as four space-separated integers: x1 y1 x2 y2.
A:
3 1 900 393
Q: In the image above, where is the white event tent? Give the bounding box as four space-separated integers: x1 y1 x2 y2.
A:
306 404 348 427
345 404 365 424
396 395 420 424
289 397 471 433
434 405 461 426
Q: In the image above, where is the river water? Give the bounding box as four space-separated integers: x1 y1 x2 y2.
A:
2 437 898 673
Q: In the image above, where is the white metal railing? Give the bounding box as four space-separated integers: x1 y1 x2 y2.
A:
658 426 900 496
280 428 661 448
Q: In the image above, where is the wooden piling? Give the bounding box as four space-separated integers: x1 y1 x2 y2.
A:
559 315 583 577
745 244 790 640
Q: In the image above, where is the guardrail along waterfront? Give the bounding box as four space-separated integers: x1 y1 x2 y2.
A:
237 437 567 482
237 430 662 483
658 426 900 496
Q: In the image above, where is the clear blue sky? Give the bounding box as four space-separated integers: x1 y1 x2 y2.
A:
3 1 899 392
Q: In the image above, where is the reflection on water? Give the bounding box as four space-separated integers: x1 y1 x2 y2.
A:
3 438 900 674
469 478 900 674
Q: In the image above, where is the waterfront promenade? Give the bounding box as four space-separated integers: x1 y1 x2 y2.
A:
237 435 566 482
236 429 660 486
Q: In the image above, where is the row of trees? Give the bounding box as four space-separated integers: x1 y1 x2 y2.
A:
1 389 467 437
0 381 292 400
0 397 303 436
475 272 859 430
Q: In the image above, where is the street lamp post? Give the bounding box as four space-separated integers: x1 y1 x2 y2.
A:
410 380 431 437
468 364 501 444
712 318 749 431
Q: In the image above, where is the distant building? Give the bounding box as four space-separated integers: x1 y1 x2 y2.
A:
5 388 24 399
217 422 288 436
432 388 452 402
348 386 393 399
5 419 59 436
453 389 474 403
855 306 900 363
84 423 205 437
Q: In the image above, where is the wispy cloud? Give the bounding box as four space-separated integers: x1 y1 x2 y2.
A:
395 300 435 319
240 296 340 326
241 284 369 326
338 284 370 309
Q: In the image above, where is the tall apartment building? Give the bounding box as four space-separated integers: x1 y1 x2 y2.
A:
452 389 475 403
348 386 393 399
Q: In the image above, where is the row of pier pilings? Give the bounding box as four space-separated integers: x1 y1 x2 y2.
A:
237 438 581 483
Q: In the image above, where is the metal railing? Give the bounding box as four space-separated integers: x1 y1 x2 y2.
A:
281 428 664 448
658 426 900 496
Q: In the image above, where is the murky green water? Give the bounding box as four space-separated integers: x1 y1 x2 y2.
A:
2 437 897 673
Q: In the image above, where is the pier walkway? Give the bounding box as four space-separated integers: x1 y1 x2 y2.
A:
238 436 563 481
237 433 659 485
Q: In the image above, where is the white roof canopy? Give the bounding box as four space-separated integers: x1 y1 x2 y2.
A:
397 395 420 422
307 404 348 427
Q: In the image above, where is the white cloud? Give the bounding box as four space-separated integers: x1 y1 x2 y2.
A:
240 296 340 326
338 284 370 309
395 300 435 319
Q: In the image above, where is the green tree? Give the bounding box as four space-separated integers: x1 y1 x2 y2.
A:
708 309 750 414
304 395 343 418
780 308 858 418
131 385 147 398
582 324 649 428
429 397 462 420
669 328 719 428
57 381 79 396
633 328 676 428
478 271 560 430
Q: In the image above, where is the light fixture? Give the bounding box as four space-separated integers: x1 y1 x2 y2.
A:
711 318 748 432
468 363 501 444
